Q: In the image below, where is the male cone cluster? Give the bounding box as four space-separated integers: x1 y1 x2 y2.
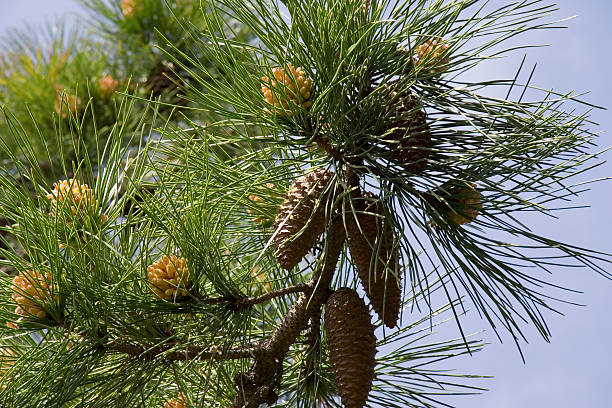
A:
147 255 191 300
345 191 402 328
325 287 377 408
11 270 56 319
262 63 313 113
384 88 431 175
273 168 335 270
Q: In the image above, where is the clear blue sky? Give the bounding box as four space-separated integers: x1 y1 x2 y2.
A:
1 1 610 407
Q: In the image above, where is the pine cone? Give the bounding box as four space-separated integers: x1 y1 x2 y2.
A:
447 183 482 225
147 255 191 301
345 192 402 328
324 287 377 408
273 168 335 270
11 270 57 320
261 63 313 114
384 88 431 175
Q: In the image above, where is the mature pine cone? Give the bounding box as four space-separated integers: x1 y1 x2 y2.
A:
345 191 402 328
273 168 335 270
384 88 431 175
325 287 377 408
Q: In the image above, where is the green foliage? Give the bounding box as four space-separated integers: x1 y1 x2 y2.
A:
0 0 608 407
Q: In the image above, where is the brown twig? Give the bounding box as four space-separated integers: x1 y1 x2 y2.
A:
231 217 346 407
233 283 312 309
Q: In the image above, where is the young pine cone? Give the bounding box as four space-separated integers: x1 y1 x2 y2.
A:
261 63 313 114
11 270 57 320
447 183 483 225
273 168 335 270
147 255 191 301
384 88 431 175
324 287 377 408
345 192 402 328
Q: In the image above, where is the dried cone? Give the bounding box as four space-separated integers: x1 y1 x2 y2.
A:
262 63 313 114
384 88 431 175
447 183 482 225
345 192 402 328
11 270 57 319
325 287 377 408
273 169 335 270
147 255 191 301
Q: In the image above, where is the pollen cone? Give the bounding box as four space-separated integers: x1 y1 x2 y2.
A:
273 168 335 270
345 191 402 328
324 287 377 408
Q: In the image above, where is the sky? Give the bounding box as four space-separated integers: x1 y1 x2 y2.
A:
0 1 610 407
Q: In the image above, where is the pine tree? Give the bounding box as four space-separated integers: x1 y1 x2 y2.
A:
0 0 609 407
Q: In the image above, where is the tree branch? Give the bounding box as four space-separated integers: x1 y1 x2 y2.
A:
104 341 259 361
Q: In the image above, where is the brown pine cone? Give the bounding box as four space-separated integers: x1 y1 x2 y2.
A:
383 88 431 175
324 287 377 408
345 192 402 328
273 168 335 270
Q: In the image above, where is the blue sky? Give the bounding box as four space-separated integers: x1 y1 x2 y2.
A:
0 1 610 407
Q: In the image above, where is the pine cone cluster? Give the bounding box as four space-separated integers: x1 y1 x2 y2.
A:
345 191 402 328
99 75 119 98
147 255 191 300
384 88 431 174
273 168 335 270
262 63 313 113
447 183 482 225
325 287 377 408
11 270 57 319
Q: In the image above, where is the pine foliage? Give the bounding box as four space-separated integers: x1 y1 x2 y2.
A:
0 0 608 407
